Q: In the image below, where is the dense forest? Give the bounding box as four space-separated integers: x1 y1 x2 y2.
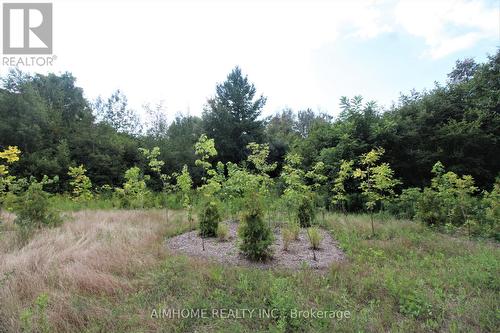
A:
1 52 498 194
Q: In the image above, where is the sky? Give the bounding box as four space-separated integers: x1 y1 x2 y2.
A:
1 0 499 121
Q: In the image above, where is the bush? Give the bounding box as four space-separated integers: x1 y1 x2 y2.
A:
476 180 500 240
387 187 421 219
13 180 62 235
297 195 315 227
416 188 447 226
114 167 150 209
270 277 300 331
199 201 220 237
216 223 229 242
281 227 295 251
238 196 273 260
307 227 323 250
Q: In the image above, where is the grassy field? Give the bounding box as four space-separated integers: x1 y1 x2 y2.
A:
0 209 498 332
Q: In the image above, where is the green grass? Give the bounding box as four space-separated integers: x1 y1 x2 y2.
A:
48 195 115 211
77 212 499 333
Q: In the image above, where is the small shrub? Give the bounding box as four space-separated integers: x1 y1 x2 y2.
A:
216 223 229 242
238 195 273 260
416 188 447 226
297 195 315 227
67 165 93 201
307 227 323 250
270 277 300 331
13 179 61 236
481 179 500 240
20 292 51 333
281 227 295 251
199 201 220 237
387 187 421 219
114 167 150 209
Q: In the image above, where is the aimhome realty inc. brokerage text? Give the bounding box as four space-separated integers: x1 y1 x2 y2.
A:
151 307 352 320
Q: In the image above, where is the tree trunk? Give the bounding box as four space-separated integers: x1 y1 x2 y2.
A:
370 211 375 236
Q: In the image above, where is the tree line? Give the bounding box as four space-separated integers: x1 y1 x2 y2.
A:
0 51 498 200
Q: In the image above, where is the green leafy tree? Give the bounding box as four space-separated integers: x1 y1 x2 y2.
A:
67 165 93 201
194 134 222 237
194 134 221 196
224 162 254 220
331 159 354 215
246 142 277 206
305 161 328 219
115 167 150 208
353 147 400 236
140 146 176 218
176 164 194 227
94 90 142 135
418 161 479 236
0 146 21 220
280 153 315 227
482 179 500 240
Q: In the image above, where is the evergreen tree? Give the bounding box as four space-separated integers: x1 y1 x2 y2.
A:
202 66 266 164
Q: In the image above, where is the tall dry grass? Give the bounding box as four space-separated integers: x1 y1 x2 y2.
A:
0 209 188 332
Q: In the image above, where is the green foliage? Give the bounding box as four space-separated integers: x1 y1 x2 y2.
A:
417 162 480 234
223 162 252 219
387 187 421 220
94 89 141 135
297 194 315 227
354 147 400 234
202 66 266 164
0 146 21 220
114 167 150 208
139 146 164 174
140 146 176 195
280 153 317 226
247 142 277 174
238 194 273 260
67 165 93 201
216 223 230 242
307 226 323 250
481 179 500 240
0 71 144 191
194 134 223 199
416 187 448 227
194 134 217 172
354 148 400 211
199 201 221 237
269 277 299 331
246 142 277 194
13 176 62 237
331 159 354 213
20 292 51 333
194 135 224 236
176 164 193 223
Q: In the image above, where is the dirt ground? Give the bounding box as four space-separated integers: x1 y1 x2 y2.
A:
166 222 345 270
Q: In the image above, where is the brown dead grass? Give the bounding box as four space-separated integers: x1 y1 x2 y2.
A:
0 209 188 333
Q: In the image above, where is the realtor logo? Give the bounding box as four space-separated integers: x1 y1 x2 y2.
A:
3 3 52 54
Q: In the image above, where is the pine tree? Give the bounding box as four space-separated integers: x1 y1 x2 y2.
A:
202 67 266 163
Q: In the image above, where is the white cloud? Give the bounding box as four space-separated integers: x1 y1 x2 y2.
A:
394 0 498 58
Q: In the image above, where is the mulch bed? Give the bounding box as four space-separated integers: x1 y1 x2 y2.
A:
166 222 346 270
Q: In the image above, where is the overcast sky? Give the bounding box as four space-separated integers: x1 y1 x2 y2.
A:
1 0 498 121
